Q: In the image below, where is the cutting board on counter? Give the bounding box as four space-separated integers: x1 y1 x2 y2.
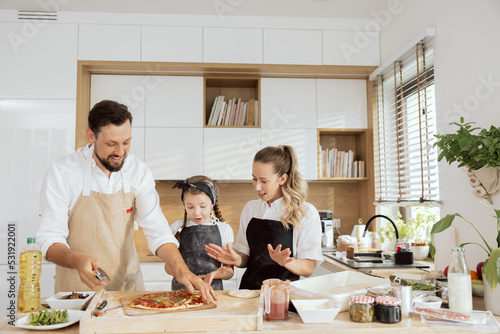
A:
80 290 263 334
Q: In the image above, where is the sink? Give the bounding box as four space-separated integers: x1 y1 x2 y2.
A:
324 252 430 270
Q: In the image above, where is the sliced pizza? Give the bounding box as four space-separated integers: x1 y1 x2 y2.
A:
130 291 204 311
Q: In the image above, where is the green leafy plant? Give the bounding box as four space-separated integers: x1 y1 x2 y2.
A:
430 199 500 290
378 209 438 245
434 117 500 170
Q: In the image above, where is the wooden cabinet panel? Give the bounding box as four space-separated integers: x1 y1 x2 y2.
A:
145 128 203 180
145 76 203 127
264 29 322 65
317 79 368 129
79 24 141 61
142 26 202 62
322 30 380 66
261 78 317 129
203 27 263 64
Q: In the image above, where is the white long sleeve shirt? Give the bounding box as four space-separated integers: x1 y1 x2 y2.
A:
233 198 324 268
36 144 178 258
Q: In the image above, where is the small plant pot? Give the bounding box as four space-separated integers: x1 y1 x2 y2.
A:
411 243 429 261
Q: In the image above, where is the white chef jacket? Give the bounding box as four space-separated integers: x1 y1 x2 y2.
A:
233 198 324 268
36 144 178 258
170 219 234 247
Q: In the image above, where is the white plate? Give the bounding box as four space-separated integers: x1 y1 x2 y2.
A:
14 310 85 331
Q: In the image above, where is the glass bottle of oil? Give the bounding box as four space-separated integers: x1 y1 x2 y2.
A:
18 237 41 313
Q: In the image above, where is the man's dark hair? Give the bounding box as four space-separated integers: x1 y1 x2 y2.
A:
88 100 133 136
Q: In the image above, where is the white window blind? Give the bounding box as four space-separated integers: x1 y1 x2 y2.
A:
373 35 440 205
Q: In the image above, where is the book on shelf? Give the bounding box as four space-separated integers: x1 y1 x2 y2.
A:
319 146 365 178
207 95 259 126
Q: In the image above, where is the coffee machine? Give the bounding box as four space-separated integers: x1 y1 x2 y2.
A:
318 210 334 248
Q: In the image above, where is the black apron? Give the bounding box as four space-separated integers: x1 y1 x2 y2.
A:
171 224 224 290
239 217 300 290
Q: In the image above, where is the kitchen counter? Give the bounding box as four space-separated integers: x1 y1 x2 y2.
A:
2 295 498 334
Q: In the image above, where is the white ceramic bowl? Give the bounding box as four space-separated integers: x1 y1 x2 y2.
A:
291 299 340 323
472 283 484 297
413 295 442 309
46 291 96 310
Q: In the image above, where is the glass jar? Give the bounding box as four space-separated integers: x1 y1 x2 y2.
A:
448 247 472 312
375 296 401 323
349 295 375 323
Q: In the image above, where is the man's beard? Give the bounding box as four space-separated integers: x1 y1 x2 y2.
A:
95 148 127 173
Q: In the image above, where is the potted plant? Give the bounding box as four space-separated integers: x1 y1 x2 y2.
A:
434 118 500 200
378 208 438 260
430 200 500 315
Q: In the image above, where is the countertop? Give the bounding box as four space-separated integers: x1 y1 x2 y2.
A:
2 296 498 334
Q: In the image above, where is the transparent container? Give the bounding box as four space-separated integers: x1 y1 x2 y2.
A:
448 247 472 312
349 295 375 322
375 296 401 323
18 237 42 313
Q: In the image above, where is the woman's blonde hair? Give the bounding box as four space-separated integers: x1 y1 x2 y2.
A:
254 145 307 229
175 175 225 241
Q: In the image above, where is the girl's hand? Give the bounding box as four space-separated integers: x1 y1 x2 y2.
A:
199 271 216 286
268 244 294 267
205 243 239 265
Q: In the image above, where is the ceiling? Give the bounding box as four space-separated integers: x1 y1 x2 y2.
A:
0 0 389 18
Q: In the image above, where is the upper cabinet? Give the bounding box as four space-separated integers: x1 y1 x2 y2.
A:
145 76 203 127
317 79 368 129
0 23 78 99
203 28 263 64
264 29 322 65
142 26 202 62
90 75 146 126
78 24 141 61
261 78 317 129
322 30 380 66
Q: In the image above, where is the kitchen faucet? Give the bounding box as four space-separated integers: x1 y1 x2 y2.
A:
362 214 399 240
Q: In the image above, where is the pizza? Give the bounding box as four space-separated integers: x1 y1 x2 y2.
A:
130 291 205 311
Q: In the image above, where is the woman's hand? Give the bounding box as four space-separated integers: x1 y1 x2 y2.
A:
205 243 240 266
267 244 294 267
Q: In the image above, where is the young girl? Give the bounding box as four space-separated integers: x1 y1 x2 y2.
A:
171 175 234 290
206 145 323 289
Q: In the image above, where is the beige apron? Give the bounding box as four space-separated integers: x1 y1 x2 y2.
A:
55 145 145 292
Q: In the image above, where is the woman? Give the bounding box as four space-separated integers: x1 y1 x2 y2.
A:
205 145 323 289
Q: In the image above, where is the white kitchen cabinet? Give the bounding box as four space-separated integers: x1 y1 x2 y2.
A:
203 128 261 181
90 75 146 127
260 128 318 180
145 128 203 180
317 79 368 129
0 23 77 99
264 29 322 65
261 78 317 129
203 27 263 64
145 76 203 127
322 30 380 66
142 26 202 62
131 127 145 162
78 24 141 61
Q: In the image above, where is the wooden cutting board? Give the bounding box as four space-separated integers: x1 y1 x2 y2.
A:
120 294 216 316
80 290 263 334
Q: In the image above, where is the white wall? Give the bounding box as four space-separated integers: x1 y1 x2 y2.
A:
376 0 500 270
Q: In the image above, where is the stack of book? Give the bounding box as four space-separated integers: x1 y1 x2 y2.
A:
319 147 365 178
206 95 259 126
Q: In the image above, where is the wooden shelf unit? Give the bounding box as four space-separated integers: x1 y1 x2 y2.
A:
204 76 260 127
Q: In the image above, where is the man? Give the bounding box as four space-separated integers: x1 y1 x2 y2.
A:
36 100 216 302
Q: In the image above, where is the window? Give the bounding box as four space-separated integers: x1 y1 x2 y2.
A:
372 34 439 205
